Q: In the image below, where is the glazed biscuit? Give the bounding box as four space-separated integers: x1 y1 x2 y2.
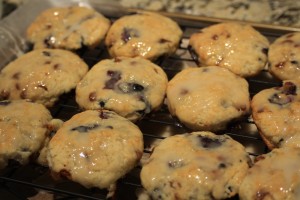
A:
27 6 111 50
251 80 300 149
239 147 300 200
0 100 54 169
188 22 269 77
141 131 251 200
105 11 182 61
167 66 250 131
268 32 300 80
0 49 88 107
47 110 144 190
76 57 168 121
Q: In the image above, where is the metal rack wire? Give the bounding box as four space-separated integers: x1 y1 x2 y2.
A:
0 4 296 199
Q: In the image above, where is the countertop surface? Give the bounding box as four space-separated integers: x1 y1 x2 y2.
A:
119 0 300 27
2 0 300 28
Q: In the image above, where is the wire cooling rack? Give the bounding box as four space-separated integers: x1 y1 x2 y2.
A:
0 3 297 199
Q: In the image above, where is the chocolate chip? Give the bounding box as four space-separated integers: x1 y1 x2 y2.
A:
20 90 27 99
0 101 11 106
99 101 105 107
187 45 200 65
114 57 122 62
44 61 51 65
294 44 300 48
212 34 218 40
198 135 223 148
89 92 97 101
12 72 20 79
0 90 10 100
106 125 113 129
37 84 48 91
290 60 299 65
282 81 296 95
45 24 52 30
151 188 163 200
269 82 297 105
121 27 140 43
59 169 71 179
275 62 285 68
278 138 284 145
257 108 264 113
132 83 144 91
53 64 61 70
15 83 20 90
180 89 189 95
99 110 110 119
42 50 51 57
262 48 268 55
268 93 293 105
218 163 226 168
117 82 144 93
104 70 121 89
159 38 171 43
70 124 99 133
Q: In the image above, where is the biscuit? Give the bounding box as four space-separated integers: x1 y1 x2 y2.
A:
26 6 111 50
251 80 300 149
141 131 251 200
76 57 168 121
47 109 144 190
105 11 182 61
0 100 53 169
0 49 88 107
188 22 269 77
268 32 300 80
239 147 300 200
166 66 250 131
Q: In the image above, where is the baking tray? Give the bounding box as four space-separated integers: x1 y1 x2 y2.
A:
0 0 300 199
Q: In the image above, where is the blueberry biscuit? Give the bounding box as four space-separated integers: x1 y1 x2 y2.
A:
27 6 111 50
239 147 300 200
141 131 251 200
188 22 269 77
268 32 300 80
251 80 300 149
0 100 54 169
47 110 144 190
0 49 88 107
76 57 168 121
167 66 250 131
105 11 182 61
